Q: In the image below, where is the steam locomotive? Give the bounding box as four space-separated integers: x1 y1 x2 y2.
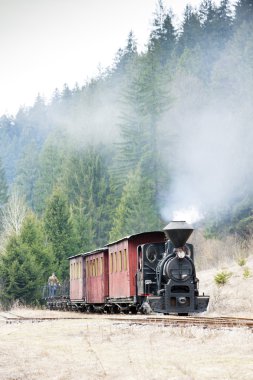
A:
45 221 209 315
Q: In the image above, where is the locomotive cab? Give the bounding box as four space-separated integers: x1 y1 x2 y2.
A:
136 242 165 297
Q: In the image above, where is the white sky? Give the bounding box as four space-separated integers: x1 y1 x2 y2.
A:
0 0 223 116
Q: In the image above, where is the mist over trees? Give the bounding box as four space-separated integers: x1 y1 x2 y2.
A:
0 0 253 304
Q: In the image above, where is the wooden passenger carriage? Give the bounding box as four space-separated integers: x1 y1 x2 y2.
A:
69 248 109 305
68 231 165 310
107 232 165 301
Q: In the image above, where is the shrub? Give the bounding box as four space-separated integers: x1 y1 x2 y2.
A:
237 257 247 266
243 267 251 279
214 271 232 286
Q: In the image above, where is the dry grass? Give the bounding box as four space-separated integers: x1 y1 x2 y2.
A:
0 309 253 380
197 254 253 316
191 231 252 270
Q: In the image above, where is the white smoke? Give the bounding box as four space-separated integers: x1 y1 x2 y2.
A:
171 206 203 224
159 24 253 222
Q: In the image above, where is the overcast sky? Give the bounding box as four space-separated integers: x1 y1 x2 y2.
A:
0 0 224 116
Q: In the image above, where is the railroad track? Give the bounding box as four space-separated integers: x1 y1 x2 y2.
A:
0 311 91 323
0 312 253 329
111 315 253 330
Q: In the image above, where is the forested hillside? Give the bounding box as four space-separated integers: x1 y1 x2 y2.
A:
0 0 253 305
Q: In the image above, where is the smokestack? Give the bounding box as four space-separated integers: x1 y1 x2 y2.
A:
163 221 194 248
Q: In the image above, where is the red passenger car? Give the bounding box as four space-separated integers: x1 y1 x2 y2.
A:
85 248 109 304
69 248 109 307
107 232 165 301
69 254 84 301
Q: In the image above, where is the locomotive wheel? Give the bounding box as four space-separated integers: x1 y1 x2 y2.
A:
129 306 137 315
112 305 121 314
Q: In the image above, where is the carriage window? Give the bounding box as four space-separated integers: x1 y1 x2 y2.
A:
114 252 117 272
110 253 112 273
97 258 100 276
96 258 99 276
138 249 142 270
124 249 128 271
100 257 103 275
119 251 122 271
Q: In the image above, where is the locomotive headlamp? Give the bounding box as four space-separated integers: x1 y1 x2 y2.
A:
176 250 186 259
178 297 187 304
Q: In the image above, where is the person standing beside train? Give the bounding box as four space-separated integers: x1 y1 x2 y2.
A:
48 272 60 298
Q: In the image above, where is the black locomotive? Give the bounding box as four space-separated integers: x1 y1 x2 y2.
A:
136 221 209 315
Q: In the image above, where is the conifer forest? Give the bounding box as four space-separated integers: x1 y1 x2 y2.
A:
0 0 253 305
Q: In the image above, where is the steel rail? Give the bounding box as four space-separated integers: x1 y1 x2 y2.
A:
0 313 253 329
110 316 253 329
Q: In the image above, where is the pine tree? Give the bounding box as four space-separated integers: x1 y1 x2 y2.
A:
63 146 117 248
217 0 233 42
15 141 40 209
177 5 202 54
70 199 94 252
198 0 232 79
43 189 75 279
117 50 170 197
109 166 162 241
234 0 253 28
33 136 66 213
0 238 40 307
148 0 176 65
0 213 51 307
0 115 20 184
20 213 53 279
0 157 8 206
113 31 138 75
